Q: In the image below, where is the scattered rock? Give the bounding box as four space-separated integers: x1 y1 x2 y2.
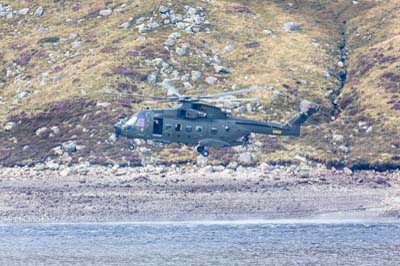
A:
159 6 170 14
226 161 239 170
214 65 230 74
18 8 30 16
62 141 77 153
282 22 301 32
34 6 44 17
59 168 71 177
213 165 225 172
205 76 217 85
120 22 130 29
343 167 353 175
197 155 208 167
223 44 236 53
4 122 16 131
239 152 256 165
263 29 273 35
38 37 60 44
191 70 202 81
99 9 112 17
176 44 189 56
46 161 60 170
35 127 48 137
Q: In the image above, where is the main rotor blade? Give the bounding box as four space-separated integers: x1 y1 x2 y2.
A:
202 97 259 103
199 86 273 99
102 91 176 101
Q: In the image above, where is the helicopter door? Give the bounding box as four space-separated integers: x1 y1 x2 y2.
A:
153 118 163 136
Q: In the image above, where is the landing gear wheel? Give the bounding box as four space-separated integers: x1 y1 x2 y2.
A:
196 146 209 157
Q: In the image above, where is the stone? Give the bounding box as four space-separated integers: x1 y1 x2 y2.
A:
18 8 30 16
183 82 193 89
223 44 236 53
176 44 189 56
96 102 111 108
159 6 170 14
99 9 112 17
34 6 44 17
226 161 239 170
239 152 256 165
191 70 202 81
263 29 273 35
137 24 150 33
196 155 208 167
147 74 157 86
282 22 301 32
147 22 160 29
17 91 30 101
205 76 218 85
214 65 230 74
46 161 60 170
136 17 146 25
201 165 214 174
343 167 353 175
169 32 182 39
50 126 60 135
4 122 16 131
213 165 225 172
120 22 130 29
35 127 48 137
62 141 77 153
59 168 71 177
164 38 176 46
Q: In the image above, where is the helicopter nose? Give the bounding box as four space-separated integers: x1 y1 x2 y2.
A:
114 122 122 137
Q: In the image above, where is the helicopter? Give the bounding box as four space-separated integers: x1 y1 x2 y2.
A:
111 87 319 157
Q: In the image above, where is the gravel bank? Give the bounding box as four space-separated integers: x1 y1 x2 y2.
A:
0 165 399 223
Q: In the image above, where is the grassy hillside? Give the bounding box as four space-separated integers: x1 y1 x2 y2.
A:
0 0 399 169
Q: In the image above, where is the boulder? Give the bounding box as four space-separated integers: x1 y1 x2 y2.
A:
34 6 44 17
62 141 77 153
35 127 48 137
59 168 71 177
119 22 130 29
191 70 202 81
214 65 230 74
159 6 170 14
205 76 217 85
226 161 239 170
176 44 189 56
282 22 301 32
343 167 353 175
4 122 16 131
46 160 60 170
99 9 112 17
18 8 30 16
239 152 256 165
223 44 236 53
213 165 225 172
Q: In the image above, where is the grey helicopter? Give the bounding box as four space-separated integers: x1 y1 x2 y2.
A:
111 87 319 157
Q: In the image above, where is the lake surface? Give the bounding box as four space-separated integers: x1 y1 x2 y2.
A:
0 220 399 266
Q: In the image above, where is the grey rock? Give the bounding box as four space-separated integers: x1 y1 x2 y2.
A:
135 17 146 25
147 74 157 85
271 90 283 102
46 161 60 170
96 102 111 108
35 127 48 137
196 155 208 167
4 122 16 131
169 32 182 39
223 44 236 53
147 22 160 29
183 82 193 89
282 22 301 32
214 65 230 74
226 161 239 170
343 167 353 175
213 165 225 172
99 9 112 17
176 44 189 56
239 152 256 165
34 6 44 17
50 126 60 135
119 21 130 29
191 70 202 81
159 6 170 14
137 24 150 33
205 76 218 85
164 38 176 46
59 168 71 177
263 29 273 35
18 8 30 16
17 91 30 100
62 141 77 153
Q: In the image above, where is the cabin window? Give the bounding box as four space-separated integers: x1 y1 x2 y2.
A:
153 118 163 135
196 126 203 133
211 127 218 134
165 124 172 130
185 125 192 132
175 124 182 131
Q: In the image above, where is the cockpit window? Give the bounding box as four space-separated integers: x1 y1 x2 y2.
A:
125 116 138 127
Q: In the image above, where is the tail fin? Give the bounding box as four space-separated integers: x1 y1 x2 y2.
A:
286 100 319 128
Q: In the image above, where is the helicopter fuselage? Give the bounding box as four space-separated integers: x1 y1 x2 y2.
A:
113 101 316 156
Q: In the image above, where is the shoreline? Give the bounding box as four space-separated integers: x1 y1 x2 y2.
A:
0 165 399 223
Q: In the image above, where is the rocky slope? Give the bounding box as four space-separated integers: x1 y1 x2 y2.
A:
0 0 399 169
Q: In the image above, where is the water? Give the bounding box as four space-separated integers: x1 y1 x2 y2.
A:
0 221 399 266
